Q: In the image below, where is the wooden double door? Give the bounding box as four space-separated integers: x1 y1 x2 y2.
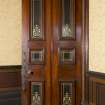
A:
22 0 83 105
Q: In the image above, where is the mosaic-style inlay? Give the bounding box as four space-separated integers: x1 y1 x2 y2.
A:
61 82 73 105
31 0 43 39
30 49 44 64
61 0 74 39
59 48 75 64
31 82 43 105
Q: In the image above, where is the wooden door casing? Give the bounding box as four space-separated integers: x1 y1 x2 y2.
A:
22 0 83 105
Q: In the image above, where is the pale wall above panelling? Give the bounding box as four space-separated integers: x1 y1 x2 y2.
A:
89 0 105 73
0 0 105 71
0 0 22 65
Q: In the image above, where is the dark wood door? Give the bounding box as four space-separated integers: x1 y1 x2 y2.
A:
22 0 83 105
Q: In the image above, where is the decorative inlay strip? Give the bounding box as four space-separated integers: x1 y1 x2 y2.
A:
30 49 45 64
59 48 75 64
61 82 73 105
60 0 75 39
31 82 43 105
30 0 43 39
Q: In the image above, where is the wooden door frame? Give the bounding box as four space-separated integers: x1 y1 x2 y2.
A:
82 0 89 104
21 0 89 105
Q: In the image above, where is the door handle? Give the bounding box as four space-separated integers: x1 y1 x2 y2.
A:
27 70 33 75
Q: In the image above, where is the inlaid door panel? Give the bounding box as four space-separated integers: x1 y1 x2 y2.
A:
52 0 82 105
22 0 83 105
22 0 52 105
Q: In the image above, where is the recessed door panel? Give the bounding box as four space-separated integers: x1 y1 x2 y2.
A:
60 82 75 105
61 0 75 39
31 82 44 105
30 0 44 39
30 48 45 64
59 48 75 64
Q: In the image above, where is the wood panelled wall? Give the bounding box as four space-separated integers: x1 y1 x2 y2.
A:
0 66 21 105
87 71 105 105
